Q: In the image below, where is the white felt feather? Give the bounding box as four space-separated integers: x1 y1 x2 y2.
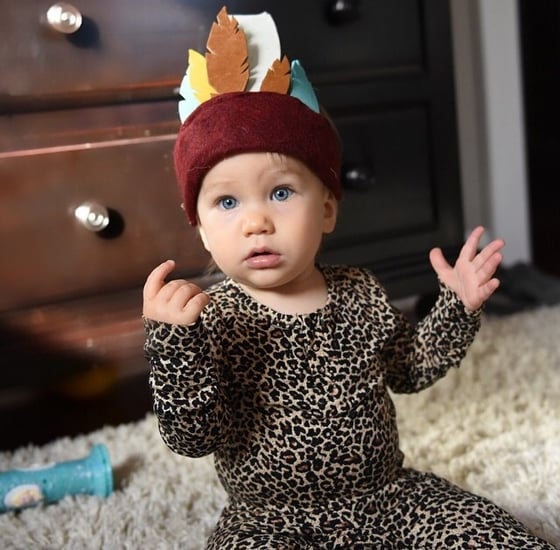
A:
234 12 281 92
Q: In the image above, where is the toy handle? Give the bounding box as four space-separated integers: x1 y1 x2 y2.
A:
0 443 113 513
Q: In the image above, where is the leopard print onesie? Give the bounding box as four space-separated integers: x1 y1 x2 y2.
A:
145 265 554 549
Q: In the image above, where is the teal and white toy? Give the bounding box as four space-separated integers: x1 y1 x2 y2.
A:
0 444 113 513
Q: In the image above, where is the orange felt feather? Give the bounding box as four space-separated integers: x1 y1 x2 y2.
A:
259 56 291 94
206 6 249 94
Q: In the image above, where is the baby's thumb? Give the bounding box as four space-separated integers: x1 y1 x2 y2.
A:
429 247 450 280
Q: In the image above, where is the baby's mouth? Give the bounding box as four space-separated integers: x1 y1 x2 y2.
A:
247 247 273 259
245 248 281 268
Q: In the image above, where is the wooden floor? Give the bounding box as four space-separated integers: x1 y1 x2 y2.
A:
0 374 152 452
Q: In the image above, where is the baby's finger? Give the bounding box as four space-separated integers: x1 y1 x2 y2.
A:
472 239 505 272
458 226 485 262
166 282 206 309
143 260 176 300
182 291 211 319
476 250 503 283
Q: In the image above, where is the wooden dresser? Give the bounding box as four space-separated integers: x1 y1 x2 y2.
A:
0 1 462 396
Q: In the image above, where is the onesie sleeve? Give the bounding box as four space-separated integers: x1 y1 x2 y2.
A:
383 283 481 394
144 316 230 458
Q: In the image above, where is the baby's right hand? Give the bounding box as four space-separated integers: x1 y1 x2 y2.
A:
142 260 210 325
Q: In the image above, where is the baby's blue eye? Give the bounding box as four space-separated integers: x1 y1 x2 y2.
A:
219 196 238 210
272 187 293 202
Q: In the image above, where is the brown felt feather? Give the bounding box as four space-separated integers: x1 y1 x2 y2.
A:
206 6 249 94
259 56 291 94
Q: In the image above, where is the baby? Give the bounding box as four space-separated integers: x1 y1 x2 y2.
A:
143 9 554 549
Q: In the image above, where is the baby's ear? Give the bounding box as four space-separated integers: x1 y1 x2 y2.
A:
198 225 211 251
322 189 338 234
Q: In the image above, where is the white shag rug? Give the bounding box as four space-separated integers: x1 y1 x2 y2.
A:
1 306 559 549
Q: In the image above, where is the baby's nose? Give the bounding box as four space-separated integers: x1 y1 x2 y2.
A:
242 208 273 236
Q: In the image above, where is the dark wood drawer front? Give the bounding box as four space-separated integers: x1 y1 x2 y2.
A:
318 99 462 297
272 0 423 83
333 105 434 244
0 137 208 312
2 1 207 104
2 0 423 107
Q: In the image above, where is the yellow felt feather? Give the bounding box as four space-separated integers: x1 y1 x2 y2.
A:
259 56 291 94
206 6 249 94
187 49 216 103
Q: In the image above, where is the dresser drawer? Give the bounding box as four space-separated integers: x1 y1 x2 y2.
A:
2 0 423 107
1 0 206 104
272 0 423 84
318 99 463 295
334 105 434 241
0 134 208 312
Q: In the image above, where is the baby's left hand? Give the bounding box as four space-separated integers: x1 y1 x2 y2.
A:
429 226 505 312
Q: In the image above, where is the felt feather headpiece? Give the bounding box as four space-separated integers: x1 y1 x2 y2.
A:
173 7 342 226
178 6 320 122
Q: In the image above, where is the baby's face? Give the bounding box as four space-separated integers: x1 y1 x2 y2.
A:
196 152 337 293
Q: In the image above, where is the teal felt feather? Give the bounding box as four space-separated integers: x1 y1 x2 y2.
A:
289 60 319 113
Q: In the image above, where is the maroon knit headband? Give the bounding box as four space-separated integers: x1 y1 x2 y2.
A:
173 91 342 226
